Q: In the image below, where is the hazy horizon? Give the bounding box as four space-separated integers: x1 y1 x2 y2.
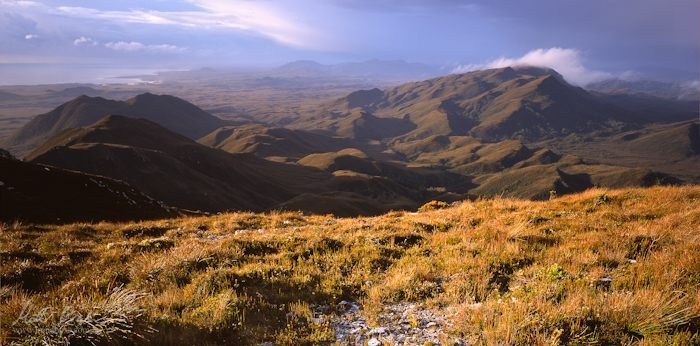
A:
1 0 698 85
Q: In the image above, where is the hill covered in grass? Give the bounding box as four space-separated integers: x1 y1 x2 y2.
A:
2 186 699 345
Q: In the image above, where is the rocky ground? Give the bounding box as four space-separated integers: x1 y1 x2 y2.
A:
308 301 467 345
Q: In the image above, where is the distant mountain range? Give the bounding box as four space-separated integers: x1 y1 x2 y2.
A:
272 59 441 80
2 67 697 222
587 78 699 101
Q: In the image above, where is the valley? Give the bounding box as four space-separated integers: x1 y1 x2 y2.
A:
1 66 697 223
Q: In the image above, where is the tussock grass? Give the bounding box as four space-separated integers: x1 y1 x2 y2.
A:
1 186 699 344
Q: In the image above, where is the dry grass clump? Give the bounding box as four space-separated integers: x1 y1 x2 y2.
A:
3 286 149 345
1 186 699 344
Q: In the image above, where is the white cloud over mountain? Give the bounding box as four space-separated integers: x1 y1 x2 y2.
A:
453 48 612 86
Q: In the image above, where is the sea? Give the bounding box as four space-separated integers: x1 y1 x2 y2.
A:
0 64 180 86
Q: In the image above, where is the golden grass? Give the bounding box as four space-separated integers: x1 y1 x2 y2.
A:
1 186 699 345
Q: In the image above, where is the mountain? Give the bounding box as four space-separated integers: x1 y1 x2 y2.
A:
273 59 440 81
50 86 103 98
26 115 479 215
0 149 179 223
28 115 329 213
297 67 697 143
5 93 227 157
587 78 700 101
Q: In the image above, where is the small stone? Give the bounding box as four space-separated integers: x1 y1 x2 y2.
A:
369 327 387 335
628 259 637 264
368 338 381 346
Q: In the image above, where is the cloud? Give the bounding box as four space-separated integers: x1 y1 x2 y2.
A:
73 36 97 46
452 47 612 85
24 33 38 40
104 41 186 53
56 1 322 49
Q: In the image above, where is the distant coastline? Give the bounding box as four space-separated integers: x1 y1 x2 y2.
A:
0 64 186 86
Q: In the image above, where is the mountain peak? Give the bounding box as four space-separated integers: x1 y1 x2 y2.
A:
7 93 227 157
126 92 168 105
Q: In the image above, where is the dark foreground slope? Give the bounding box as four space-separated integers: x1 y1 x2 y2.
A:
0 150 179 223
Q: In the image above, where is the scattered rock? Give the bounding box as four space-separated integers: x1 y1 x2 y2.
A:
310 301 464 345
368 327 387 336
368 338 381 346
595 276 613 290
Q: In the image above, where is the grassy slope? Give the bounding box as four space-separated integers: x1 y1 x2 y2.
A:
1 186 699 345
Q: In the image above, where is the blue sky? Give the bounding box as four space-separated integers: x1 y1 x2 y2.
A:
1 0 698 82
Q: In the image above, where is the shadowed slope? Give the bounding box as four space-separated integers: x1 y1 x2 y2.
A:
0 150 180 223
28 115 329 212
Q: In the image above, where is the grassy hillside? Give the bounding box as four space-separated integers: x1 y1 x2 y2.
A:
2 186 699 345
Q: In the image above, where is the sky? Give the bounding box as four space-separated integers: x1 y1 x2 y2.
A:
0 0 698 84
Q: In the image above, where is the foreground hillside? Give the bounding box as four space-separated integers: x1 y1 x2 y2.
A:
2 186 699 345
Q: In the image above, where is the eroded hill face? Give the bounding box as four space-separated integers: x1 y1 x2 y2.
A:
2 187 699 344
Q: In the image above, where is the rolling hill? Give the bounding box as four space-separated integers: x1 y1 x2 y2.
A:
27 115 329 213
198 124 360 161
4 67 695 218
27 115 470 215
5 93 227 157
